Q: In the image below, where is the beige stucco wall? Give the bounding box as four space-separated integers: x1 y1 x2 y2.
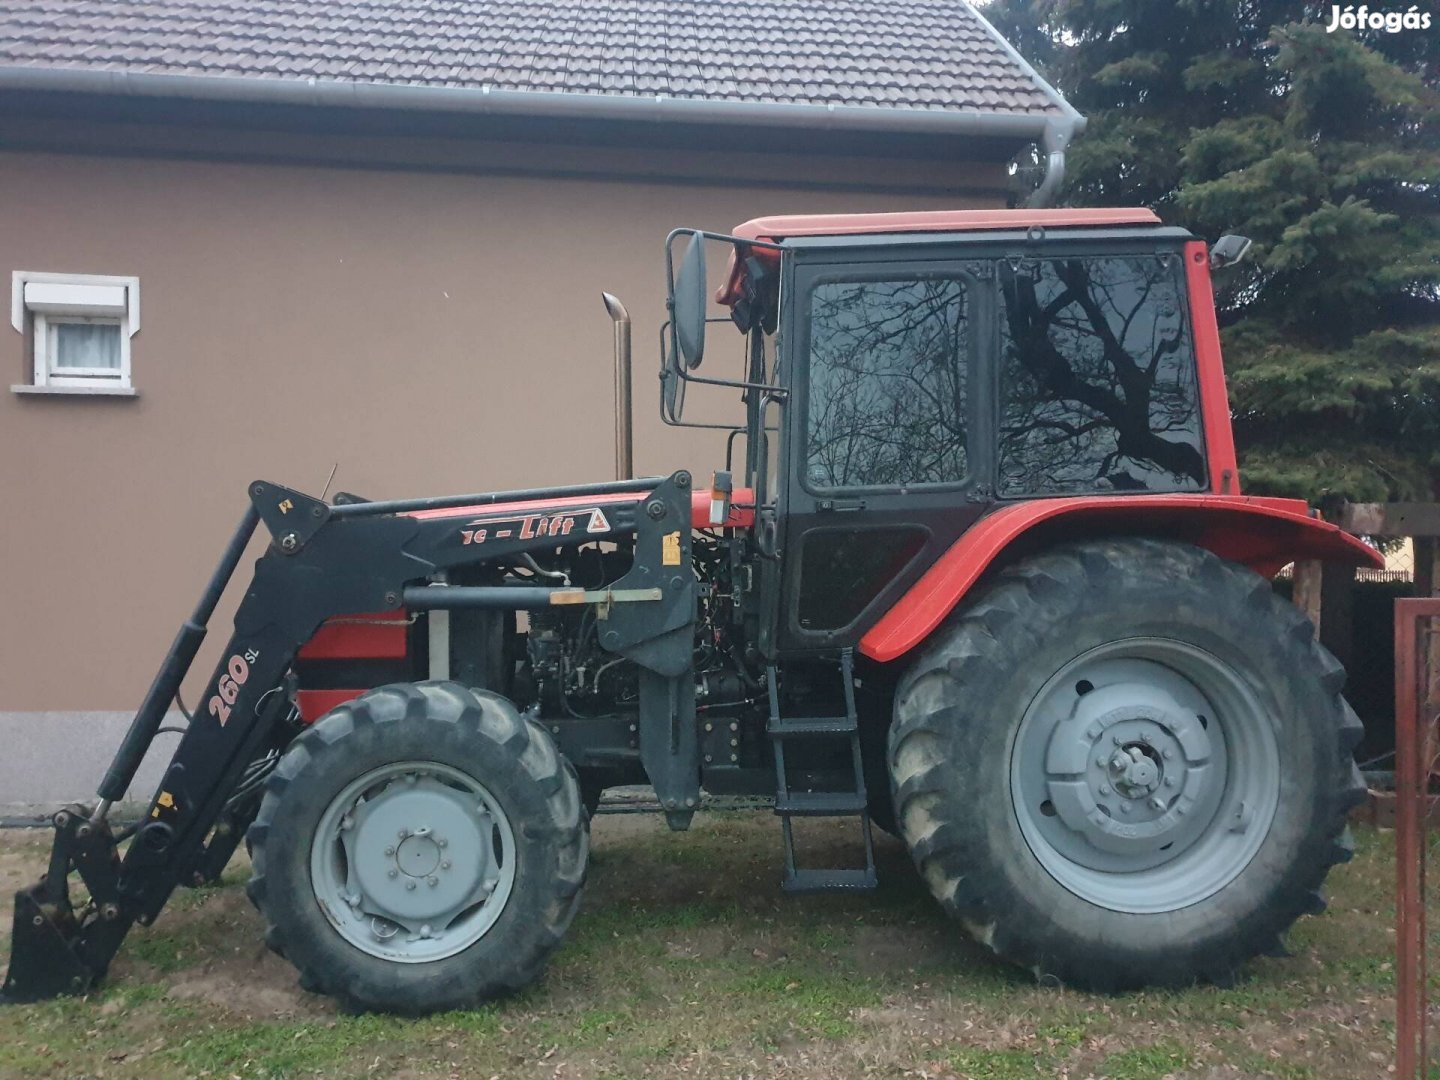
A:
0 139 1003 727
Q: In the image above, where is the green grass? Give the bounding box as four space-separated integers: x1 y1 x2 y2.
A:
1099 1040 1193 1080
947 1047 1047 1079
0 814 1419 1079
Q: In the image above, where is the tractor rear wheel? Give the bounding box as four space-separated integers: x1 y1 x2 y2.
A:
888 538 1364 990
247 681 588 1013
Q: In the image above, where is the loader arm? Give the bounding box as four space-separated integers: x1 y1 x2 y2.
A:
2 471 698 1003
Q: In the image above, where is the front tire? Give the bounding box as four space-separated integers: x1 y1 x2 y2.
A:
888 538 1364 990
247 681 588 1013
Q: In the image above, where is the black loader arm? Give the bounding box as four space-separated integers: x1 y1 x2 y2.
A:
1 471 697 1003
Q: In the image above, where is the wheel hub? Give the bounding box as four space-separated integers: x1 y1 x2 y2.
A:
1108 744 1160 798
1042 684 1221 868
345 777 496 928
396 833 442 879
311 762 516 963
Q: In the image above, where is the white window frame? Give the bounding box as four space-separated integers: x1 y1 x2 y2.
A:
11 272 140 397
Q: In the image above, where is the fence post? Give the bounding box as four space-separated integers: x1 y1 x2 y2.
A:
1418 538 1440 711
1293 560 1324 631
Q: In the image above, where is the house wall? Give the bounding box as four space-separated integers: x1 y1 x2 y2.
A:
0 133 1004 807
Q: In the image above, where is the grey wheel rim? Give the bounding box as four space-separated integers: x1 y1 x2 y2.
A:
310 760 518 963
1010 638 1280 914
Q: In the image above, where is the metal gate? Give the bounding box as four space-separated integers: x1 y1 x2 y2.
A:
1392 597 1440 1077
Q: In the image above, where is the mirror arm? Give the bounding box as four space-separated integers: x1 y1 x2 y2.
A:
679 367 788 397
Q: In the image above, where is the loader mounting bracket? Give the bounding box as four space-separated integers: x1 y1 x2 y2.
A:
0 805 132 1004
250 480 331 552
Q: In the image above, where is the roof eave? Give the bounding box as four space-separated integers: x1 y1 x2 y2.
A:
0 64 1081 151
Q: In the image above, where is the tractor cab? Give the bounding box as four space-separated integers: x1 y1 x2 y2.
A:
664 208 1230 657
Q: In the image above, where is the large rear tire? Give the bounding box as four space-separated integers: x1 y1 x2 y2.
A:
888 538 1364 990
247 681 588 1013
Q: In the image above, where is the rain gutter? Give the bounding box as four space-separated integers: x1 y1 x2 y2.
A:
0 65 1085 202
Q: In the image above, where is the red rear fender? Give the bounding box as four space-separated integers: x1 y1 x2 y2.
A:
858 495 1382 664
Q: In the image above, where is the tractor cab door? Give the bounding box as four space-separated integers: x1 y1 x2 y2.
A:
765 253 997 657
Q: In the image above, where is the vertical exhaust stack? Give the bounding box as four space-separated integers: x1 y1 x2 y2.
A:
602 293 634 480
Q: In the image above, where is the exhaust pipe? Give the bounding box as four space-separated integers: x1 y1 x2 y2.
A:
601 293 634 480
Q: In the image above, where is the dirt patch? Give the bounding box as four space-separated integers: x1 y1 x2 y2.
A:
0 830 49 899
164 947 333 1021
118 869 333 1020
851 923 961 977
660 923 755 962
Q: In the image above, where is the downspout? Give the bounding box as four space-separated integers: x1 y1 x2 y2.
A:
963 3 1085 209
1026 118 1076 209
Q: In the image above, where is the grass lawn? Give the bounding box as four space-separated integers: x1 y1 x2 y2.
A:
0 812 1421 1079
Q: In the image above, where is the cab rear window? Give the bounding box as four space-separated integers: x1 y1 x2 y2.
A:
997 254 1205 495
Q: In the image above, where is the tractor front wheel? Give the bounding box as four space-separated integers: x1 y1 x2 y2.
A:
888 538 1364 990
247 681 588 1013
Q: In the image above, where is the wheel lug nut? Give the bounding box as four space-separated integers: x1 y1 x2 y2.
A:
1165 777 1177 787
388 869 398 878
441 861 451 870
1120 801 1132 813
438 839 447 848
398 829 409 839
1162 750 1173 759
406 881 417 891
427 876 439 887
384 846 395 856
1099 785 1111 796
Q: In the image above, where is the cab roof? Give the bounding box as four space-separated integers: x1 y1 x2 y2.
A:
731 207 1161 244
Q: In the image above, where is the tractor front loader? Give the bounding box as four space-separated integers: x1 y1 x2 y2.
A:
3 208 1384 1014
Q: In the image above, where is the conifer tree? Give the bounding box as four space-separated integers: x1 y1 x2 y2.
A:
987 0 1439 501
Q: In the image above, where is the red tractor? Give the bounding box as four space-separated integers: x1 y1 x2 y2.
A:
2 207 1379 1014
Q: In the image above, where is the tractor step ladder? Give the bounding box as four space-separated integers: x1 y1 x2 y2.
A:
767 648 878 893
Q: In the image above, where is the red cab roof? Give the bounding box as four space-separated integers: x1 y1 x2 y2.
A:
731 207 1162 243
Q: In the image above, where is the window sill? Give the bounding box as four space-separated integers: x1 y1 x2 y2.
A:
11 383 137 398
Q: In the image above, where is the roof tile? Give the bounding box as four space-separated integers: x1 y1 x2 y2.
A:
0 0 1066 117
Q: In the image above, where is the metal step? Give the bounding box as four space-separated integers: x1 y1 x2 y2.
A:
774 791 868 817
782 867 878 894
767 715 856 737
769 648 878 895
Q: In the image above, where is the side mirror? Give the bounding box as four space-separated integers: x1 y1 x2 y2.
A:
1210 234 1253 270
673 231 707 369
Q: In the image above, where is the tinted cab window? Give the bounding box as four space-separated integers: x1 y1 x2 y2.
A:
998 255 1205 495
804 277 968 491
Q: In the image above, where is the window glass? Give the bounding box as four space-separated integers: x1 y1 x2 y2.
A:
55 322 122 370
998 256 1205 495
797 526 928 630
806 278 968 489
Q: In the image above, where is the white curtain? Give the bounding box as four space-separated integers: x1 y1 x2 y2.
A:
55 323 121 370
